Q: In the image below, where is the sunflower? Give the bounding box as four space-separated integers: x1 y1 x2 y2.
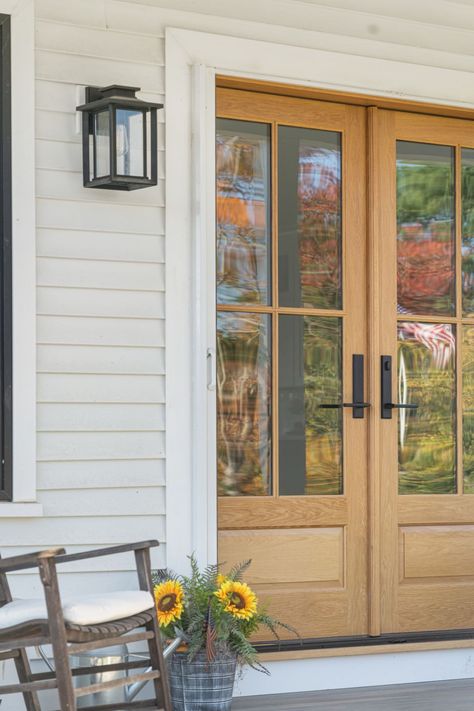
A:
215 580 257 620
216 573 228 586
154 579 184 627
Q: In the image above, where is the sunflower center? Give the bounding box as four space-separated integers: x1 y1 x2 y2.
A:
230 592 246 609
159 593 177 612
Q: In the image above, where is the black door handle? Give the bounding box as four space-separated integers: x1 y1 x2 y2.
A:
381 355 418 419
385 403 418 410
320 402 371 409
320 354 370 419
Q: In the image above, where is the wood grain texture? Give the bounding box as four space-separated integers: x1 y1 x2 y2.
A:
219 528 344 584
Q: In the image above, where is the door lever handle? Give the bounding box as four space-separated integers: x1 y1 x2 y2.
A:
381 355 419 418
320 402 371 409
320 355 368 419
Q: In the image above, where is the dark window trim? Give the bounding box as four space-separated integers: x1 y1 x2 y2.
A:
0 14 12 501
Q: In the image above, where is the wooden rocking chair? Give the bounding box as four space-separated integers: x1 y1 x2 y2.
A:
0 540 172 710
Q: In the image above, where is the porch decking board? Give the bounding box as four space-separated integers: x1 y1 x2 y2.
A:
233 678 474 710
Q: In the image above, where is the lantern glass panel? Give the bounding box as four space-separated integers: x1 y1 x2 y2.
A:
95 110 110 178
116 108 145 177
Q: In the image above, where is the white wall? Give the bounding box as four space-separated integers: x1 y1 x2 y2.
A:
2 0 474 706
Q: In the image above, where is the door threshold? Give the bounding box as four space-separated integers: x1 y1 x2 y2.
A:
256 629 474 660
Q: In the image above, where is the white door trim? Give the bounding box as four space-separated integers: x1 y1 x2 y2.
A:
164 24 474 572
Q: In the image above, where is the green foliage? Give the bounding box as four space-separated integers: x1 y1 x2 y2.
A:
152 555 299 672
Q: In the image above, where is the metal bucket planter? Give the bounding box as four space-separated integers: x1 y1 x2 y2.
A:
169 651 237 711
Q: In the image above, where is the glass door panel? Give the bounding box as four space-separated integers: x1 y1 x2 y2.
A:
216 312 272 496
278 127 342 309
279 315 342 495
462 325 474 492
397 321 456 494
216 119 271 305
396 141 455 317
462 148 474 316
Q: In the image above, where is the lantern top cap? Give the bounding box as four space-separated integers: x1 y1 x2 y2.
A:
76 84 163 113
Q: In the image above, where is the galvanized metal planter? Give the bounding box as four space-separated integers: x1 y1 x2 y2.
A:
169 651 237 711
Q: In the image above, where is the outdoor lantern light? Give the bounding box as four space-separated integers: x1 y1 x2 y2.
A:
76 85 162 190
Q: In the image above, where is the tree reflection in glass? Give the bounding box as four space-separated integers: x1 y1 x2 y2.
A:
217 312 272 496
398 322 456 493
463 326 474 492
397 142 455 316
216 119 271 305
279 316 342 495
462 148 474 316
278 127 342 310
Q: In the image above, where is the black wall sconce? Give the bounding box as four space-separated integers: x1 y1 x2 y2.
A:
76 85 163 190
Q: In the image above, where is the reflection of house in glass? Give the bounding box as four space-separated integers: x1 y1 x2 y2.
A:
296 144 341 306
216 121 270 306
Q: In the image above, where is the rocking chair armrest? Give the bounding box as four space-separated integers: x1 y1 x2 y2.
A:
0 547 66 573
54 540 159 565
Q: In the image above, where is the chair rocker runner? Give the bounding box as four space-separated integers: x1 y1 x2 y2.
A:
0 540 172 710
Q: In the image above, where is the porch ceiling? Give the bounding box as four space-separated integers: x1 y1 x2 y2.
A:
114 0 474 33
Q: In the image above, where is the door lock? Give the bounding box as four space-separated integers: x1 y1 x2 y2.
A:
381 355 419 419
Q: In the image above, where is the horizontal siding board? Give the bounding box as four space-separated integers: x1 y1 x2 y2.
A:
36 111 166 151
37 431 165 460
36 79 164 116
37 486 165 515
38 315 164 348
36 19 164 64
38 402 165 431
37 259 164 292
36 167 164 206
37 458 165 490
36 49 164 92
36 0 108 28
36 196 164 234
37 373 165 404
0 516 165 545
37 288 164 319
37 229 165 263
37 344 165 374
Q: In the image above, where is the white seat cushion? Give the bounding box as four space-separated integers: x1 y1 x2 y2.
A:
0 590 154 629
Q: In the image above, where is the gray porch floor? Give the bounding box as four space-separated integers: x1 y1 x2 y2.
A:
233 678 474 710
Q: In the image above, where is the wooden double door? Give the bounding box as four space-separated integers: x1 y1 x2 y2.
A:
215 87 474 640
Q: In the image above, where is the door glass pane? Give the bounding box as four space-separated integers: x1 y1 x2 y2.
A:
461 148 474 316
397 141 455 316
398 321 456 494
217 312 271 496
279 315 342 495
278 127 342 310
463 326 474 492
216 119 271 305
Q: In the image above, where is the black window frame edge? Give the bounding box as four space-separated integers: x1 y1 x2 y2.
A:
0 14 13 502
